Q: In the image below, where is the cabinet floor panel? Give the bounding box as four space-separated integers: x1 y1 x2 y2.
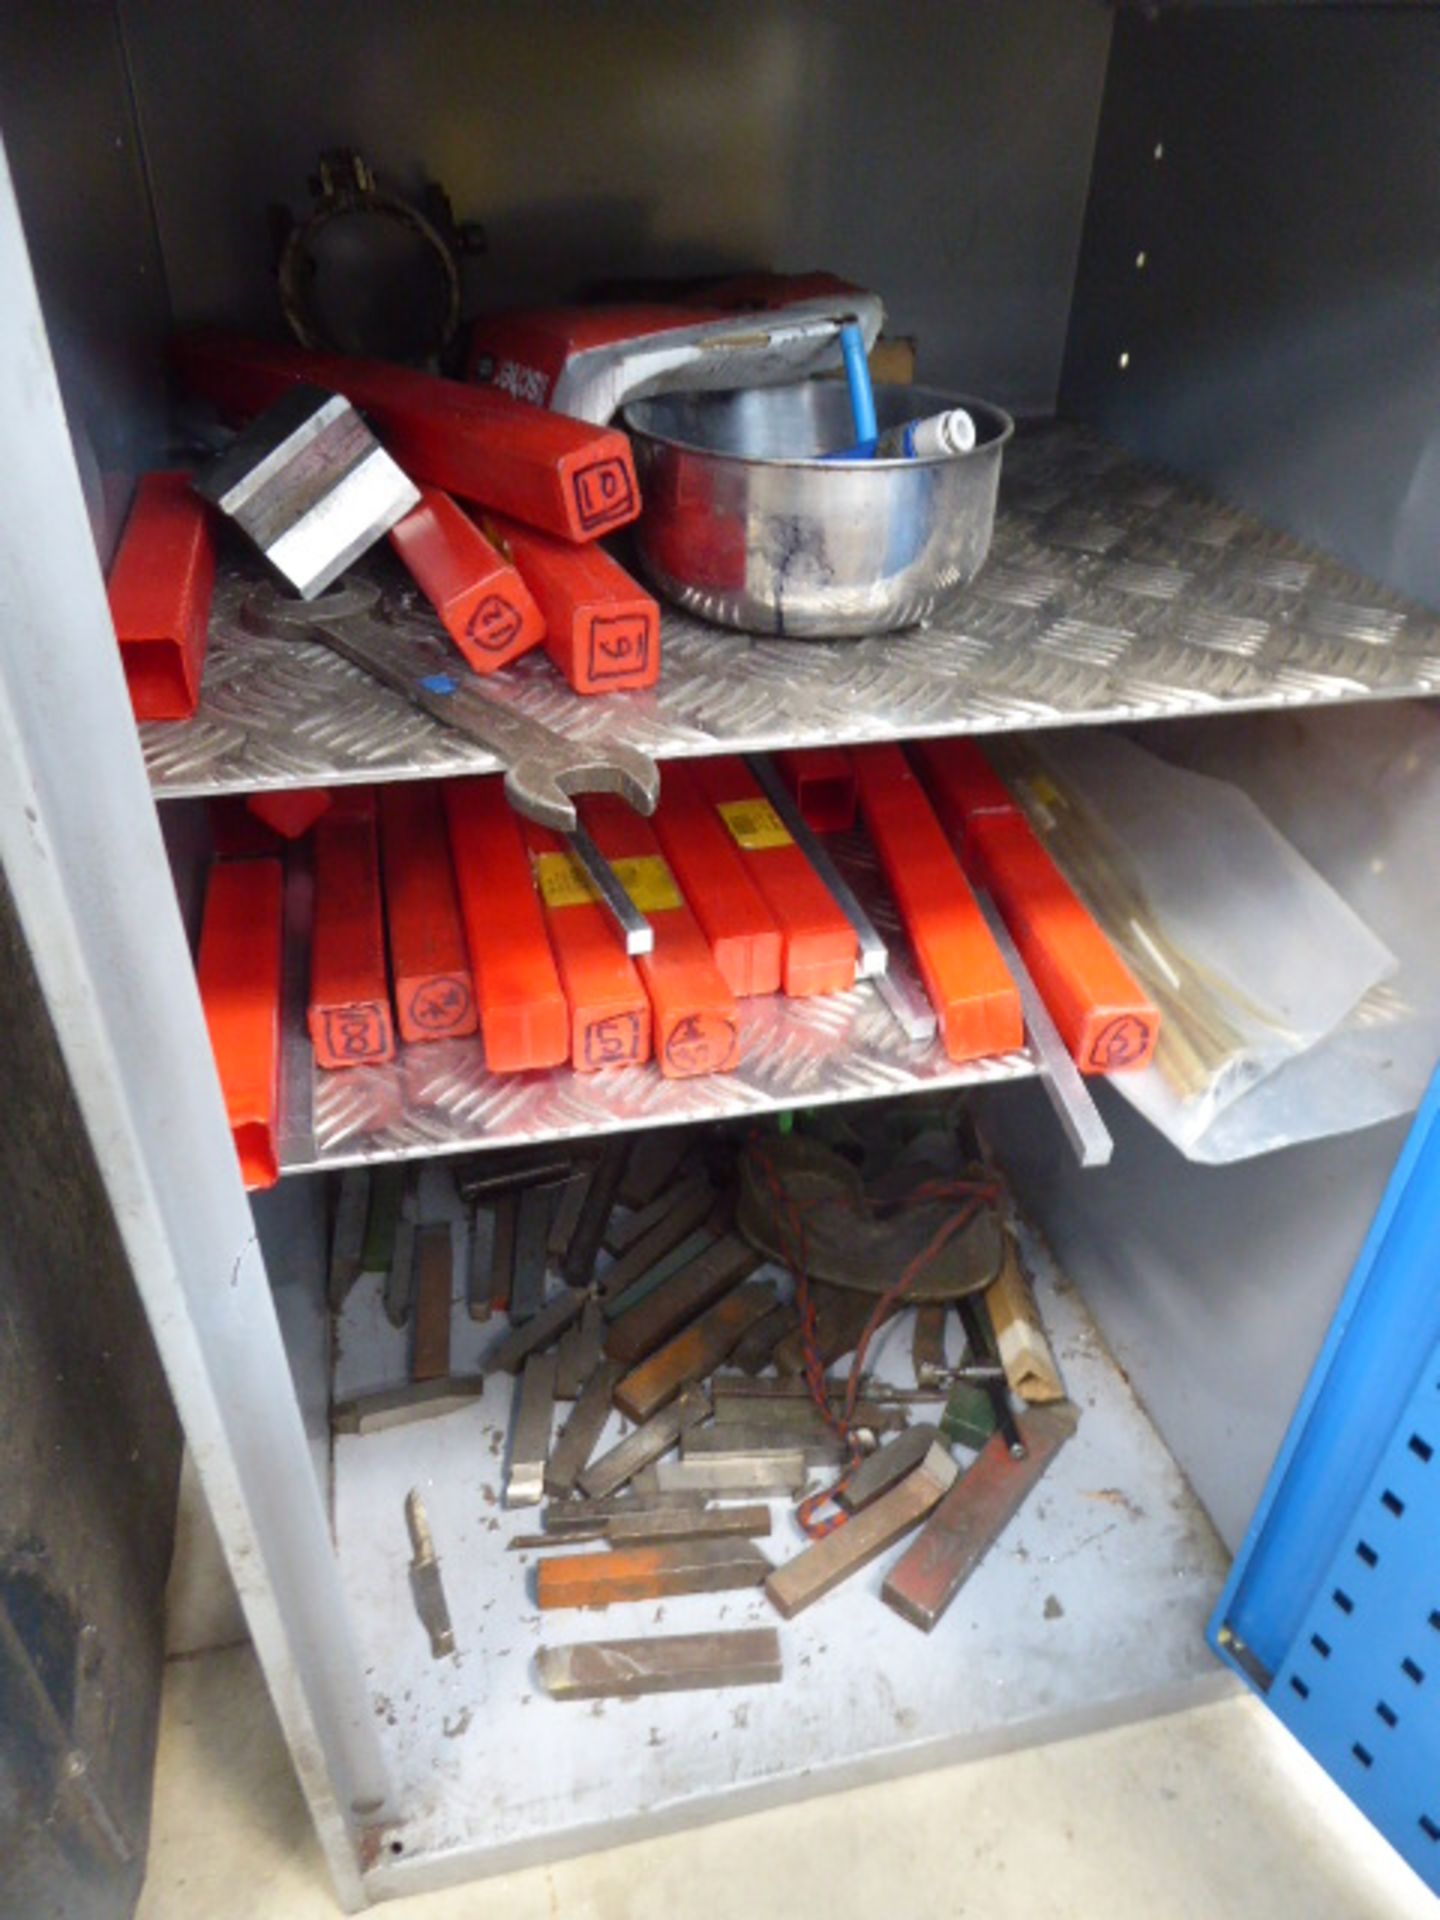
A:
327 1227 1231 1899
143 422 1440 802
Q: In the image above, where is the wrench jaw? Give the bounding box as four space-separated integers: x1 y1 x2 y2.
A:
238 576 663 830
504 749 661 835
240 578 383 637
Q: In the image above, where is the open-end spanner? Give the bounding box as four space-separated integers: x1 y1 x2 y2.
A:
241 578 659 952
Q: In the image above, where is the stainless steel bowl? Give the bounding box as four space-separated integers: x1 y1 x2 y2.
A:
623 382 1013 638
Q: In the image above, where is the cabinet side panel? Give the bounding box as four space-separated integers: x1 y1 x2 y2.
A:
1065 8 1440 607
0 0 169 563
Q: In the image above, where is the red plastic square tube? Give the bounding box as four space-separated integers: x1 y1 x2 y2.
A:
687 757 856 997
246 789 332 841
966 811 1160 1074
106 472 216 721
172 332 641 543
774 747 857 833
379 783 478 1046
443 778 569 1072
910 737 1159 1075
851 744 1022 1063
650 761 782 997
196 858 283 1189
523 823 652 1069
308 792 396 1069
907 737 1018 855
389 488 545 674
579 796 741 1079
485 513 659 695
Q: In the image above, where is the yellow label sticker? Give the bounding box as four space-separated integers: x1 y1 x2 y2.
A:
717 797 793 852
1026 774 1065 812
1017 772 1065 834
534 850 597 910
611 854 683 914
533 850 683 914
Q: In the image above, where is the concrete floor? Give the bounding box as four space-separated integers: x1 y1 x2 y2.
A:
138 1638 1433 1920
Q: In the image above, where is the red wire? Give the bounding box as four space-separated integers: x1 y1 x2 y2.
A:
748 1136 999 1538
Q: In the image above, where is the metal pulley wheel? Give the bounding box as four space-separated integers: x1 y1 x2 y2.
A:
273 148 482 364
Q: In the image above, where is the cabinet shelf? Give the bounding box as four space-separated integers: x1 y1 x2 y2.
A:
274 841 1037 1175
142 421 1440 802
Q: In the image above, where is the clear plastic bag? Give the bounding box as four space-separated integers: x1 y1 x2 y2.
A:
990 730 1398 1157
1142 703 1440 1161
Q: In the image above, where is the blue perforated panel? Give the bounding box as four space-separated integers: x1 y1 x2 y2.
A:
1213 1070 1440 1891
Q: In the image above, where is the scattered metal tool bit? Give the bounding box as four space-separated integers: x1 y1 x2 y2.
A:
562 1139 628 1289
536 1627 783 1701
577 1383 710 1501
618 1130 693 1210
333 1376 482 1435
838 1425 944 1513
958 1295 1027 1460
505 1351 558 1508
327 1167 370 1309
765 1442 958 1620
883 1403 1079 1632
545 1360 625 1499
509 1182 555 1325
411 1223 454 1382
242 578 660 837
648 1451 808 1498
383 1208 417 1329
196 387 419 598
483 1286 584 1377
536 1537 771 1610
404 1489 455 1659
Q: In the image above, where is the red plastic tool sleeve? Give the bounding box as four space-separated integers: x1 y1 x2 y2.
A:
308 792 396 1069
911 737 1159 1074
774 746 857 833
523 822 652 1069
579 795 741 1079
389 488 546 674
379 783 479 1046
196 858 284 1189
688 757 856 997
246 789 332 841
106 472 216 721
443 777 569 1072
650 761 783 997
851 743 1022 1063
484 512 659 694
171 331 641 543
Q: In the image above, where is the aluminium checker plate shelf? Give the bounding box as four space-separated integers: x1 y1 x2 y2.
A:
140 420 1440 798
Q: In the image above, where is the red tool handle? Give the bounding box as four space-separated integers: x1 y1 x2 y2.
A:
688 757 856 998
444 777 569 1073
308 791 396 1069
523 822 652 1069
389 489 546 675
579 795 741 1080
380 783 478 1045
485 512 659 695
650 761 782 997
852 744 1022 1064
172 331 641 544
